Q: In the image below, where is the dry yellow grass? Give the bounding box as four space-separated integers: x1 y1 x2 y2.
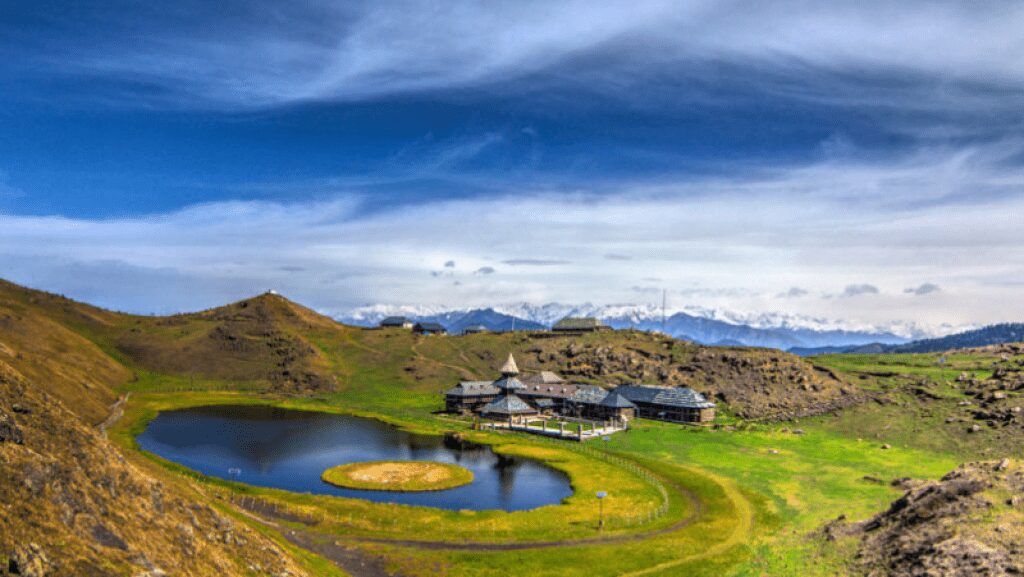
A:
321 460 474 492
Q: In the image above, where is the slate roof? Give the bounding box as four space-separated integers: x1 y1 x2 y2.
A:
617 385 716 409
521 371 566 385
379 316 411 326
520 383 579 398
414 322 447 333
481 394 536 416
492 376 526 391
552 317 607 331
445 381 500 397
462 325 488 333
569 385 611 405
533 398 556 408
599 389 638 409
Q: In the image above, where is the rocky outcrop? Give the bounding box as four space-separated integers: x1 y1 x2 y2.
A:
517 331 861 420
0 361 309 577
832 460 1024 577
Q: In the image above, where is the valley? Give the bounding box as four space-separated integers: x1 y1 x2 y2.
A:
1 279 1020 576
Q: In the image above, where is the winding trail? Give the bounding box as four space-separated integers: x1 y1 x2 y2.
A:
251 484 702 553
234 463 756 577
619 468 755 577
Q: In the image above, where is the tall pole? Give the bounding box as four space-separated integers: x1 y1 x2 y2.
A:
661 289 667 335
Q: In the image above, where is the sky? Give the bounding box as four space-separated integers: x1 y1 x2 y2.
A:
1 1 1022 331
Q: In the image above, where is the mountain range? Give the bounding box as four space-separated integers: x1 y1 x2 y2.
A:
791 323 1024 356
335 303 926 350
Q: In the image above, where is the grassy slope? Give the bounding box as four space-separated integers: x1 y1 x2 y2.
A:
813 351 1024 458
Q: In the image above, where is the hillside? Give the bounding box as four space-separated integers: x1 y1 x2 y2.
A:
826 460 1024 576
397 329 859 420
0 360 310 577
796 324 1024 356
893 324 1024 354
115 293 338 393
0 280 130 424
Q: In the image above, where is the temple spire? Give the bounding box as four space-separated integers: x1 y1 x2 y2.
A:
500 353 520 376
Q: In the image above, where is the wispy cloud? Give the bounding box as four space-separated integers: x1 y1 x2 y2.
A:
502 259 570 266
7 1 1024 116
840 284 880 298
777 287 809 299
905 283 941 296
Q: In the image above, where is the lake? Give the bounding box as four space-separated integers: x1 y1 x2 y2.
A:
136 404 573 511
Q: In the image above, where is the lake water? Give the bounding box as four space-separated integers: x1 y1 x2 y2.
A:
136 404 573 511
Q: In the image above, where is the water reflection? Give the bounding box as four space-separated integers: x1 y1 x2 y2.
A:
137 405 572 511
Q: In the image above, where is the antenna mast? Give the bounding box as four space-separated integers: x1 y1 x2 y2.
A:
661 289 667 334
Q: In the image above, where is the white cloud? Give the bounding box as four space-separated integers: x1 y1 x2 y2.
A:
1 144 1023 327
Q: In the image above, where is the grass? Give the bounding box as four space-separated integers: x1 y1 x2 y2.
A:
321 461 475 492
108 385 960 577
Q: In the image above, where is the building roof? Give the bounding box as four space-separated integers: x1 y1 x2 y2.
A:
519 382 579 398
379 316 412 326
444 381 500 397
599 389 638 409
569 385 610 405
481 393 536 416
462 325 488 333
617 385 716 409
492 375 526 392
414 322 447 332
499 353 520 375
552 317 607 331
521 371 565 385
533 398 556 408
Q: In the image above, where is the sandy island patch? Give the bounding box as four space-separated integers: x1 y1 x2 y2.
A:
321 460 474 492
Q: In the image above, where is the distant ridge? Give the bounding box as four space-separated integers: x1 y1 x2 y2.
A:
793 323 1024 355
337 303 912 350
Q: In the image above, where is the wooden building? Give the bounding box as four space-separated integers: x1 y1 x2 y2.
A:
443 354 714 425
564 386 637 421
413 322 447 335
379 316 414 329
479 354 537 421
616 385 716 423
444 381 500 413
552 317 611 333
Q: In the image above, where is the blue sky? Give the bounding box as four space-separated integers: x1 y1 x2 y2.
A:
1 1 1023 331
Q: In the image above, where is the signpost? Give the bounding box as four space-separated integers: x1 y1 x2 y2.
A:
596 491 608 530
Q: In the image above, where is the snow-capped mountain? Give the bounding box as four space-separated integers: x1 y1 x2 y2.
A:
334 302 962 350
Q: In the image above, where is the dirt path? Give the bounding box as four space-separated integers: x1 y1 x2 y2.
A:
410 340 477 380
98 392 130 434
